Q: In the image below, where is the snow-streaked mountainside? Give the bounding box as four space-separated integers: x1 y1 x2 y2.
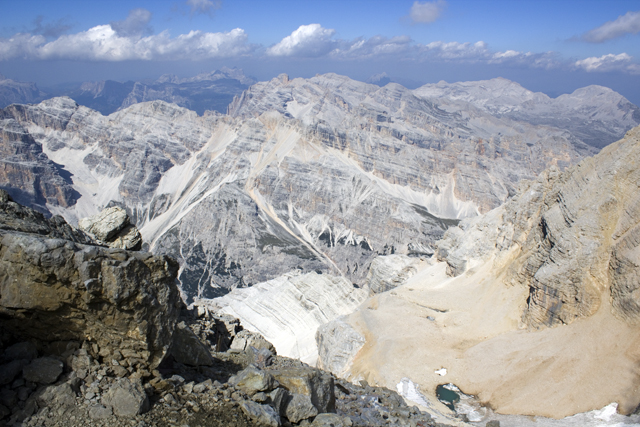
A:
0 73 636 304
414 77 640 148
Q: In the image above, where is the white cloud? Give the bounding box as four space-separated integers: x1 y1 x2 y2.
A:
110 8 152 38
0 33 46 60
265 28 560 71
267 24 337 57
410 0 446 24
574 53 640 74
422 40 489 59
582 11 640 43
332 35 412 59
0 26 253 61
186 0 222 17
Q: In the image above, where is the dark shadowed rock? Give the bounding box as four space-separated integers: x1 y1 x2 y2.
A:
0 359 27 385
285 392 318 423
2 341 38 363
170 321 214 366
22 357 63 384
0 189 91 243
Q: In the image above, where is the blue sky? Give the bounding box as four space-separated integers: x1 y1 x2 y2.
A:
1 0 640 103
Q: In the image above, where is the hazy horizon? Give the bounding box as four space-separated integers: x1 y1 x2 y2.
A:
2 0 640 104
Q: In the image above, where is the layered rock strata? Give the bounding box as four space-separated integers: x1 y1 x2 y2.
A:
201 271 368 364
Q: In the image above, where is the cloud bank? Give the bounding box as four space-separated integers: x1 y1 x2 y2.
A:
110 8 153 38
0 12 638 76
0 25 253 61
582 11 640 43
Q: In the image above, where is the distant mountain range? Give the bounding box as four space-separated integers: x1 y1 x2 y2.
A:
0 67 255 115
414 77 640 148
0 74 47 107
2 72 638 303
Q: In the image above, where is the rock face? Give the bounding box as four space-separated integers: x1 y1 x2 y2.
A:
365 254 424 295
0 109 80 212
316 318 366 378
0 190 91 243
319 125 640 418
435 125 640 328
0 73 626 303
0 192 181 369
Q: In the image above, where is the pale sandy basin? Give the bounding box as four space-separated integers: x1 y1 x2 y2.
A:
343 258 640 419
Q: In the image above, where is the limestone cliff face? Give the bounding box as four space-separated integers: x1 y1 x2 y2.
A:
0 74 635 302
0 108 80 212
435 125 640 328
0 190 181 369
229 74 596 215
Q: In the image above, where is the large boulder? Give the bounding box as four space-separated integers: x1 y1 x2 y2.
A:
230 367 278 396
78 206 142 250
102 378 149 416
239 400 280 427
284 393 318 423
270 366 335 414
22 357 63 384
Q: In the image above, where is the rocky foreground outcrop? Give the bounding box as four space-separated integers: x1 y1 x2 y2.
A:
318 126 640 419
0 190 181 370
0 191 450 427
